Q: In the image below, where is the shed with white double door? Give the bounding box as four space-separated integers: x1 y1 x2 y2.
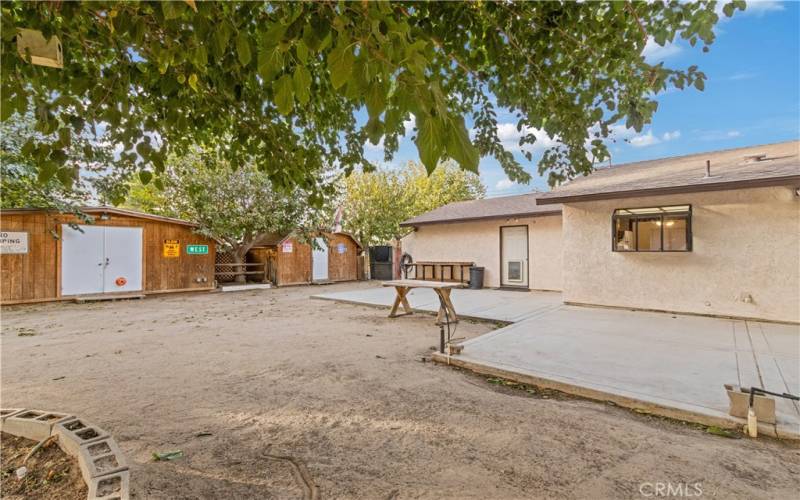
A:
0 207 216 304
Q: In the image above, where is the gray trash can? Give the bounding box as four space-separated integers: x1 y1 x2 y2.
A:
469 266 484 290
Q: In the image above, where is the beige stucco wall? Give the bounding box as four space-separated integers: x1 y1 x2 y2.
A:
400 215 563 290
562 186 800 323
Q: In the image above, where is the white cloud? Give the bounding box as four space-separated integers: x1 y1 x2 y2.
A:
716 0 784 18
642 37 682 62
495 178 515 191
364 136 385 151
403 115 416 136
495 123 560 152
662 130 681 141
696 129 744 141
629 130 660 148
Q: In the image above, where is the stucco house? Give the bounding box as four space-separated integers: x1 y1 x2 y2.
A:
400 141 799 324
400 193 563 290
536 141 800 323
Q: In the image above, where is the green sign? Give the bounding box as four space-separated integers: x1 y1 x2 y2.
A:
186 244 209 255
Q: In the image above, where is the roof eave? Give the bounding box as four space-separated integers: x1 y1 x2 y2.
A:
536 175 800 205
400 209 563 228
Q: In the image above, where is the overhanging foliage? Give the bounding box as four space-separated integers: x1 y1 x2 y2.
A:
1 1 743 196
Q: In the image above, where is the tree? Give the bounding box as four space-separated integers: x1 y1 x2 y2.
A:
342 161 485 246
125 148 331 282
1 1 744 195
0 111 129 213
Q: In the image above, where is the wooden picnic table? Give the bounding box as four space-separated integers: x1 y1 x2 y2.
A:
381 279 464 325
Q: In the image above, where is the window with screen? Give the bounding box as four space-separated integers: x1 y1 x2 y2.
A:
612 205 692 252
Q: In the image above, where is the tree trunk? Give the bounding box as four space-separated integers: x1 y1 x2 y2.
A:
230 251 247 284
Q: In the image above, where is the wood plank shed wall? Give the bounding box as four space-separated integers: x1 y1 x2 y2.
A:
274 236 312 286
1 210 215 304
327 233 360 282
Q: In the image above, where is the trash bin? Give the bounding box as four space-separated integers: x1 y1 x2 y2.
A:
469 266 484 290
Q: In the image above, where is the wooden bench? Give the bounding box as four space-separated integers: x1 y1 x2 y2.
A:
402 261 473 284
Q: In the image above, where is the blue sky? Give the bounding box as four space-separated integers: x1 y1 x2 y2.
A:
362 0 799 197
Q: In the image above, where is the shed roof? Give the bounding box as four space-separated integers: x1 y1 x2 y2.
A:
537 141 800 204
252 231 363 250
0 206 199 227
399 193 562 227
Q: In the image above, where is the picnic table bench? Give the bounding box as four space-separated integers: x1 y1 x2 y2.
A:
381 279 464 325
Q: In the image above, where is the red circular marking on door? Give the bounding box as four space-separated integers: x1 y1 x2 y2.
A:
115 277 127 287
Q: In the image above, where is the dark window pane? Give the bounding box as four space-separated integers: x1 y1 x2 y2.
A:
663 216 688 251
637 217 662 251
615 217 635 251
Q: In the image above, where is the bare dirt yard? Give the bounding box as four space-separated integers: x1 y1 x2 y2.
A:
2 282 798 499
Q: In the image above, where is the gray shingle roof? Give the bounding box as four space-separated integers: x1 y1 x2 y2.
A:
537 141 800 204
400 192 562 227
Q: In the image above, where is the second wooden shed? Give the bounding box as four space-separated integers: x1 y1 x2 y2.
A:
249 232 362 286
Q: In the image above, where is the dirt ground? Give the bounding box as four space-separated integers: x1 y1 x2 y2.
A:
1 282 798 499
1 432 87 499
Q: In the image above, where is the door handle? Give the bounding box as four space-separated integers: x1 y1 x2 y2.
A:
105 257 110 266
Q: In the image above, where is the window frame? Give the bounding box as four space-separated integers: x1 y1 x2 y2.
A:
611 205 692 253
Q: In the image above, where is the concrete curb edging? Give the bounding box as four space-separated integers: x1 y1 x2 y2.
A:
1 408 130 500
431 352 800 441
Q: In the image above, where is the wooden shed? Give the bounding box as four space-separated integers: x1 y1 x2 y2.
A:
249 231 362 286
0 207 216 305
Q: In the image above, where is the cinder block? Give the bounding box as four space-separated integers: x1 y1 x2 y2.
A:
87 469 130 500
77 437 128 484
0 408 26 422
2 410 72 441
54 417 109 458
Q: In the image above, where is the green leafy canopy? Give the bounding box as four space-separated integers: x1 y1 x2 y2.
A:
342 160 485 246
1 1 744 196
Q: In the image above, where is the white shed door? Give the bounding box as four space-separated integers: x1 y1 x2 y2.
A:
61 225 143 296
312 237 329 281
103 227 143 292
61 225 105 296
500 226 528 287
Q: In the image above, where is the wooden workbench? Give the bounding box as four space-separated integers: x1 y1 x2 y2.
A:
381 279 464 325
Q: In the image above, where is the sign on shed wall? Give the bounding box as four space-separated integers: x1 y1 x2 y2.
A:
186 244 208 255
163 239 180 258
0 231 28 254
281 241 293 253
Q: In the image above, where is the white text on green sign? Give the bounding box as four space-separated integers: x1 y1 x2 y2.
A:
187 245 209 255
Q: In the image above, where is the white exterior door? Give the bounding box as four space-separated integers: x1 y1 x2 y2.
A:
61 225 105 296
61 225 143 296
312 237 329 281
103 227 143 293
500 226 528 288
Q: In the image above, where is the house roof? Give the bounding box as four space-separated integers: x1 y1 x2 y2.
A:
399 193 562 227
0 206 199 227
537 141 800 204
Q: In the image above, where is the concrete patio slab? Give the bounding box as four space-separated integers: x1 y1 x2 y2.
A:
315 284 799 439
312 285 562 323
435 305 800 439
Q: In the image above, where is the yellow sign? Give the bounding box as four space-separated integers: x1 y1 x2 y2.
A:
163 239 180 258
